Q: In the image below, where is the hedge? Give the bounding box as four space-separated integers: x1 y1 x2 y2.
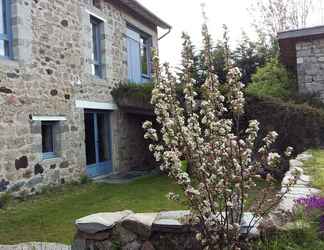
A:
112 83 324 156
245 95 324 155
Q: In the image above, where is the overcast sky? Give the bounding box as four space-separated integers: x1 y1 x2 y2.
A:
137 0 324 67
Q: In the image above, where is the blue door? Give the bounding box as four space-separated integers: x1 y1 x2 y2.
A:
84 111 113 177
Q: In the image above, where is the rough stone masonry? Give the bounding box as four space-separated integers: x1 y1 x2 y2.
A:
0 0 164 196
279 26 324 101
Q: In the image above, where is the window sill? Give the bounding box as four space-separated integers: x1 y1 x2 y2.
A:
142 74 151 80
41 154 60 162
88 74 109 83
0 57 20 68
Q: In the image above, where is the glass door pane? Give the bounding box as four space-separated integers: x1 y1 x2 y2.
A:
97 113 111 162
84 113 96 165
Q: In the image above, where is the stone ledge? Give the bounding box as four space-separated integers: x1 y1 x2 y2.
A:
0 242 71 250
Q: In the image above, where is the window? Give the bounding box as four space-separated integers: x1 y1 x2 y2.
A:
41 122 57 159
0 0 12 58
90 16 103 78
140 36 150 77
126 26 152 83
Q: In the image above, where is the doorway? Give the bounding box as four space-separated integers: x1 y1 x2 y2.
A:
84 110 112 177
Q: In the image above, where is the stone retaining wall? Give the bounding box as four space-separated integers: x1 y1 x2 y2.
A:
72 210 200 250
72 210 262 250
72 152 320 250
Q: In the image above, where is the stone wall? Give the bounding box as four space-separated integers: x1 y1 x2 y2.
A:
296 39 324 100
72 210 201 250
72 210 261 250
114 112 156 173
0 0 159 196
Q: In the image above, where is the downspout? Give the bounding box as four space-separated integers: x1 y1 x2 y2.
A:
158 27 172 40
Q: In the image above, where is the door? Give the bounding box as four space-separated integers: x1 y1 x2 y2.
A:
84 111 112 177
127 27 142 83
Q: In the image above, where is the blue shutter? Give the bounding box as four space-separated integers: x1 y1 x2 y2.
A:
127 28 141 83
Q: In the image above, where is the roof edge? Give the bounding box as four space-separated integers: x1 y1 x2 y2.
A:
119 0 171 29
278 25 324 40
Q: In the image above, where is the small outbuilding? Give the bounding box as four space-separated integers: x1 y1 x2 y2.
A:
279 25 324 99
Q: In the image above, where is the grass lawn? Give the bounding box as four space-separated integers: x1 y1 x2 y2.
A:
0 173 279 245
0 175 185 245
303 149 324 194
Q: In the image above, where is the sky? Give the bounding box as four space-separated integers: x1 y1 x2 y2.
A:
137 0 324 67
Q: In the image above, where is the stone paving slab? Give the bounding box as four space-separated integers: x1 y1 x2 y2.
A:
0 242 71 250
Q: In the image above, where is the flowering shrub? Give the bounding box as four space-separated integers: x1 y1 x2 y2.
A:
296 196 324 210
296 196 324 233
144 23 297 250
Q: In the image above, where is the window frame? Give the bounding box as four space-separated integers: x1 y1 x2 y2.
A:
126 24 152 82
41 121 57 160
0 0 13 59
140 34 151 79
90 16 103 78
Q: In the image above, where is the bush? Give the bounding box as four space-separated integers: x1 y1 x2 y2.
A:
246 58 296 98
112 84 324 175
111 82 154 105
0 192 12 209
246 94 324 157
80 175 92 185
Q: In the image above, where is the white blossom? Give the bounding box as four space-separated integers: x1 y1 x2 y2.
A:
143 27 296 249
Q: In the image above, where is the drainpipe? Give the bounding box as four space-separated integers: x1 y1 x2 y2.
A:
158 27 172 40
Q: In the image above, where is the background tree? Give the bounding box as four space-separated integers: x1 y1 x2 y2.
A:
233 32 271 84
250 0 314 48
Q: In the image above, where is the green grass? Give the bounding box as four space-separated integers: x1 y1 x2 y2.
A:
254 148 324 249
302 149 324 193
0 175 185 244
253 225 324 250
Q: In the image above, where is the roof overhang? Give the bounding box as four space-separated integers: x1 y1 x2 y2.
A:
117 0 171 29
278 25 324 40
278 25 324 74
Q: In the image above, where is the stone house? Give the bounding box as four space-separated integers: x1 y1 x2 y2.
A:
0 0 171 195
278 25 324 99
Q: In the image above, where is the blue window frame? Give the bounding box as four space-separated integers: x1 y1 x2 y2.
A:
140 35 151 78
42 122 57 160
0 0 12 58
126 25 152 83
90 16 103 78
